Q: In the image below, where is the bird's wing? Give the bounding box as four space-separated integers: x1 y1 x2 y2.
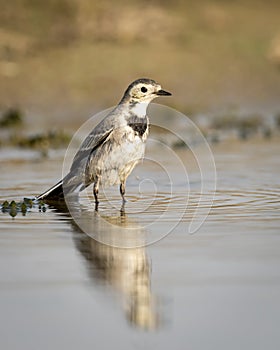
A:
70 127 113 173
68 103 126 174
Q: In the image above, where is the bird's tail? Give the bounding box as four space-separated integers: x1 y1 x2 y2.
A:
36 180 64 201
36 171 86 201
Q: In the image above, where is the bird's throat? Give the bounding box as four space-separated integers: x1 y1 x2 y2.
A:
129 101 149 118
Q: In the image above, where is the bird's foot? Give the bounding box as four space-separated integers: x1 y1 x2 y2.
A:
120 203 126 216
94 201 99 211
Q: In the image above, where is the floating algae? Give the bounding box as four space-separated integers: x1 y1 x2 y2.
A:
1 198 47 218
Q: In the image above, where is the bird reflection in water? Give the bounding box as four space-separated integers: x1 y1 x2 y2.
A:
71 208 160 330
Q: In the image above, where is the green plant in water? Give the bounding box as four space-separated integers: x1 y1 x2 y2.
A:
0 108 23 128
1 198 47 217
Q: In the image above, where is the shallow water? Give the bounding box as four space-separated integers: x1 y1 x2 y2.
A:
0 137 280 350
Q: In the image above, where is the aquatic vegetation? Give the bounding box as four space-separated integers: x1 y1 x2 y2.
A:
275 113 280 129
211 112 266 140
14 130 71 149
1 198 47 218
0 108 23 128
172 139 190 149
212 113 263 131
0 107 71 153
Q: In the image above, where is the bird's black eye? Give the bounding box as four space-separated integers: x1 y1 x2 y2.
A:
141 86 147 93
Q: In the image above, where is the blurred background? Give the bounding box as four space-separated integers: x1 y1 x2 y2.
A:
0 0 280 146
1 2 280 347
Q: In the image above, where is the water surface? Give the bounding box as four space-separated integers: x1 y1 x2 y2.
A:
0 138 279 349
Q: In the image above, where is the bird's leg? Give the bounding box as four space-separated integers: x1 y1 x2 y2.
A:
120 182 126 204
120 203 126 217
93 181 99 211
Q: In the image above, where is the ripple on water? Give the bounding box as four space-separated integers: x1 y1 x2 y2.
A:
77 185 280 230
208 188 280 222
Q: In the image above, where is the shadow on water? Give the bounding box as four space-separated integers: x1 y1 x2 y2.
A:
49 200 160 330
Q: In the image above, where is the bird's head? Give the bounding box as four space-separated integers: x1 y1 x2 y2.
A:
121 78 171 105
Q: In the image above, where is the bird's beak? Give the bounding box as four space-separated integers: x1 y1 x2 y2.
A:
156 89 172 96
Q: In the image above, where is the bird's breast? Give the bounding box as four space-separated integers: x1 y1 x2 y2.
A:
127 115 149 138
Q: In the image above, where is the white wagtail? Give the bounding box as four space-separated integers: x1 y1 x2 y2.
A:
37 78 171 206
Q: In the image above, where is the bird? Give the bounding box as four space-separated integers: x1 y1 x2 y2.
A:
37 78 171 208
